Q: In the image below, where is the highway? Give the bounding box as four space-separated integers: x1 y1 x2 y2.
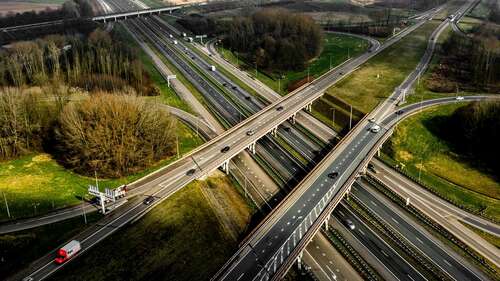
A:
334 204 426 281
368 158 500 268
12 1 483 280
352 180 489 281
213 0 479 278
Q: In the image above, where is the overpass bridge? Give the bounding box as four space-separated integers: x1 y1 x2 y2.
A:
1 5 186 33
92 5 184 23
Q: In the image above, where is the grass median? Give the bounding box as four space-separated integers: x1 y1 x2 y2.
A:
322 20 441 114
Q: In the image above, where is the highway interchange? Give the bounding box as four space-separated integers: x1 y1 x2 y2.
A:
4 0 499 280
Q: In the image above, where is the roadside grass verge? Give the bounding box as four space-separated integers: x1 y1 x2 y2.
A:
218 33 370 95
0 122 202 222
0 212 101 280
461 222 500 249
48 175 252 281
321 20 440 114
381 103 500 222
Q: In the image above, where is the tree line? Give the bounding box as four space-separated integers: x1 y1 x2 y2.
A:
448 101 500 176
426 24 500 93
0 88 177 177
0 0 93 28
0 29 158 95
225 8 324 71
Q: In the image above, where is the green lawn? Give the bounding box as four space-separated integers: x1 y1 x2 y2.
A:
0 212 101 280
381 103 500 222
322 20 440 114
219 33 370 95
48 175 252 281
0 122 202 222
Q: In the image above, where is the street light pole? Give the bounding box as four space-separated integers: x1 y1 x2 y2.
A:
331 107 335 127
349 105 353 130
2 192 10 219
82 203 87 224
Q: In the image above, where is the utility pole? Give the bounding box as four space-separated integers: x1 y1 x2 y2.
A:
176 134 180 158
82 203 87 224
2 192 10 219
331 108 335 127
349 105 353 130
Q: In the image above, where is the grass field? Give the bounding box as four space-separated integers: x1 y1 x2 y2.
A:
0 212 101 280
219 33 370 95
322 20 440 114
48 174 252 281
381 103 500 222
0 122 202 222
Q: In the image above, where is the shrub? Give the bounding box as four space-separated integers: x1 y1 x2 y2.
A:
53 94 177 177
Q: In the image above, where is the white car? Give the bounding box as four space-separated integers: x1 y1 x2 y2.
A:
456 96 464 101
368 117 376 123
370 125 381 133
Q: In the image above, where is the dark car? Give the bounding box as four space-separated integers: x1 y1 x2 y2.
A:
328 172 339 179
221 146 230 153
186 169 196 176
276 106 284 111
283 127 291 132
143 196 155 205
222 82 227 87
232 86 238 90
395 110 404 115
245 96 252 100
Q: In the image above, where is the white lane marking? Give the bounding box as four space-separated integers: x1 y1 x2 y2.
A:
391 217 399 224
416 237 424 244
443 259 452 266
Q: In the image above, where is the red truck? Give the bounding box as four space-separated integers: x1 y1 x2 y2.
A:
54 240 81 264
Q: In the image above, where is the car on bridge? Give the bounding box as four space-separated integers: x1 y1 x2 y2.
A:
370 125 381 133
186 169 196 176
276 105 284 111
246 130 255 136
327 172 339 179
221 146 230 153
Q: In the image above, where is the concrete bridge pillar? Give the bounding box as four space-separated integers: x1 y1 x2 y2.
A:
377 146 381 157
297 251 304 270
361 165 367 175
271 127 278 137
221 160 229 174
114 17 117 22
304 102 313 112
103 18 106 23
290 113 297 124
323 214 331 231
248 142 256 154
